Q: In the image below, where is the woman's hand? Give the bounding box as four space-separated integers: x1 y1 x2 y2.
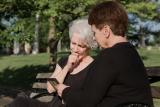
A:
55 84 69 97
66 54 80 71
47 81 56 93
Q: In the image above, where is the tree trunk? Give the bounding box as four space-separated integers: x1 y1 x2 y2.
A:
48 16 58 71
32 13 40 54
57 39 62 52
48 17 56 45
140 35 146 47
13 40 20 55
24 42 31 54
139 27 146 47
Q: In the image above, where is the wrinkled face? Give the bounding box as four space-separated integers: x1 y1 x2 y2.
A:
70 33 89 57
91 25 107 48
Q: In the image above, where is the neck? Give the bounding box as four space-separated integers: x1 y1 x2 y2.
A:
105 35 127 48
81 55 92 62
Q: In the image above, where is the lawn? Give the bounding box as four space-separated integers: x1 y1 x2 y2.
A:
0 53 49 72
138 47 160 67
1 47 160 74
138 47 160 107
0 53 50 89
0 47 160 106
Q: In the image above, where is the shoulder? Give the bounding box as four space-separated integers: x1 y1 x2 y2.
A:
58 56 68 68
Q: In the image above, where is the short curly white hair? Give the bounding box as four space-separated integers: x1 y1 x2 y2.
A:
69 18 98 49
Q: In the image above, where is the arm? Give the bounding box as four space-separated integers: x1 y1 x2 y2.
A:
47 64 62 93
51 65 70 84
60 53 118 107
47 63 71 93
47 55 79 93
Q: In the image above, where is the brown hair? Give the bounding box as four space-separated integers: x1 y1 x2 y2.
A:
88 1 128 36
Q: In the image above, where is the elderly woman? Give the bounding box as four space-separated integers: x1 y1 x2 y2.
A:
6 18 97 107
47 18 97 106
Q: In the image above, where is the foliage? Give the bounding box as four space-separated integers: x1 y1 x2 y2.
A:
126 2 157 20
44 0 98 47
0 0 34 48
0 27 14 48
1 0 160 52
125 1 159 47
39 16 50 52
0 0 36 18
120 0 151 5
0 0 100 51
0 0 50 49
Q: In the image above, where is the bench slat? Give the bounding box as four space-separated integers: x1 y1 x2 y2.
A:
30 66 160 101
146 67 160 77
32 82 47 89
30 92 53 102
36 73 52 79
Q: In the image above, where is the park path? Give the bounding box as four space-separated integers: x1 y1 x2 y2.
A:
0 96 13 107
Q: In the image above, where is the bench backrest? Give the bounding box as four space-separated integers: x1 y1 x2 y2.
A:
146 66 160 99
30 66 160 102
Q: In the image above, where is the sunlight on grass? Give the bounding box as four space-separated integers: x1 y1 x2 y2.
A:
0 53 49 72
153 99 160 107
137 47 160 67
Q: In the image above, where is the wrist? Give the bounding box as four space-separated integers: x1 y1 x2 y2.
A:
64 65 71 72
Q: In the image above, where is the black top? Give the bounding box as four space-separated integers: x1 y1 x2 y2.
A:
51 57 93 107
59 57 93 89
62 42 153 107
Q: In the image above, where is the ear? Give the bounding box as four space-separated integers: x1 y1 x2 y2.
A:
102 25 110 38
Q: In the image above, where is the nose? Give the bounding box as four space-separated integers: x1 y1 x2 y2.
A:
93 36 96 41
72 45 79 53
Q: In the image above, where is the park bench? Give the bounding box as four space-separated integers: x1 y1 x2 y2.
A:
29 66 160 102
29 38 59 102
29 39 160 102
146 66 160 99
29 71 53 102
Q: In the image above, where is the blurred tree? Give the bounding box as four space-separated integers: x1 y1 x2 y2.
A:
1 0 159 54
126 2 158 47
0 0 36 54
41 0 99 68
0 0 99 55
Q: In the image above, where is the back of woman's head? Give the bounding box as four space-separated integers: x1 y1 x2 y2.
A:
69 18 97 49
88 1 128 36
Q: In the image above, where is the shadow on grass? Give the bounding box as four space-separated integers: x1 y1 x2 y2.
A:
0 54 5 59
141 55 148 60
0 65 49 98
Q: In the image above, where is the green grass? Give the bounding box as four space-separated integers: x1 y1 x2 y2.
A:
0 53 50 89
137 47 160 67
137 47 160 107
0 53 49 72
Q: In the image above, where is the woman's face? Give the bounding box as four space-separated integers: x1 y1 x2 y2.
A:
91 25 107 48
70 33 89 58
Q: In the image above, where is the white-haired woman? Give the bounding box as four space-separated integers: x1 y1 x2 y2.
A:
7 18 97 107
47 18 97 106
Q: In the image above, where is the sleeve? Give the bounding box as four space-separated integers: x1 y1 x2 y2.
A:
61 52 118 107
57 57 68 69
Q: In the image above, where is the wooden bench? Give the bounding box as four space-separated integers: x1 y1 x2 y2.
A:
29 72 54 102
29 39 59 102
146 66 160 99
29 66 160 102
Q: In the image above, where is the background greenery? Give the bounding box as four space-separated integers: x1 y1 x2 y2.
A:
0 0 160 106
1 0 160 54
0 53 49 89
